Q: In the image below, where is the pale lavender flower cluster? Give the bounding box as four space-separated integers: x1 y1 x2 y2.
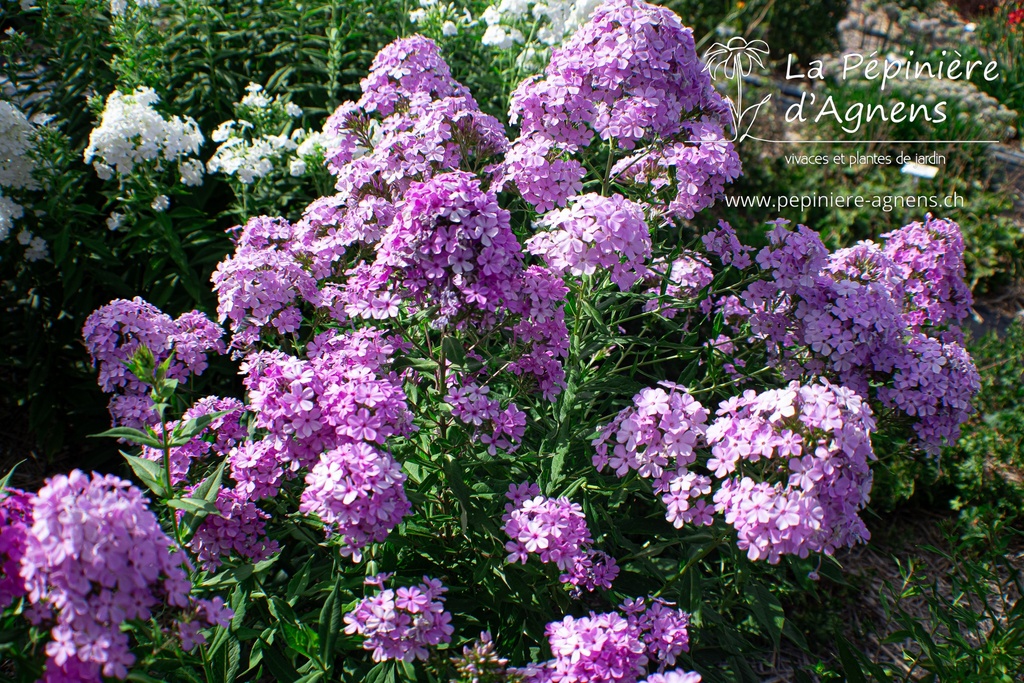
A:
737 218 980 452
342 171 522 326
516 596 691 683
880 215 972 338
592 384 713 529
707 380 876 563
82 298 225 428
641 673 702 683
445 378 528 454
343 574 454 662
19 471 197 682
236 330 416 557
211 216 321 347
0 488 31 609
299 442 412 561
526 193 651 291
185 487 280 571
139 396 246 486
642 252 713 319
502 482 619 594
592 385 708 486
505 0 738 215
700 220 753 269
610 121 742 220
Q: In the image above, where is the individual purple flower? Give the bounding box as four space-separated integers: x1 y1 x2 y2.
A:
343 574 454 662
20 471 193 682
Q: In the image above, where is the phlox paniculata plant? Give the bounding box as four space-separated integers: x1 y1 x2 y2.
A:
1 0 983 680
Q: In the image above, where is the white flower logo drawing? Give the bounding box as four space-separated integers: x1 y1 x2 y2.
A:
703 37 772 142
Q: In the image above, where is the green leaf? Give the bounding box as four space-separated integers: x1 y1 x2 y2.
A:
91 427 164 449
258 638 299 682
319 576 344 666
121 453 169 498
181 463 225 541
0 461 23 493
836 636 868 683
166 497 220 515
364 662 397 683
170 410 231 445
441 336 466 367
749 584 785 650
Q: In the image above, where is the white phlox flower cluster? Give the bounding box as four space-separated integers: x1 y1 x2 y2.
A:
16 228 48 262
408 0 476 38
84 87 204 185
481 0 604 48
206 83 304 184
0 101 41 256
109 0 160 16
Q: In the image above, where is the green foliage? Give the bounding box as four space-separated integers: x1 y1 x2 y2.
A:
943 319 1024 524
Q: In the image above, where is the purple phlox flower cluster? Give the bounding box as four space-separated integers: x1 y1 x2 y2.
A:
592 384 708 486
620 596 691 669
643 251 713 319
706 380 876 563
610 121 741 220
184 486 279 571
445 377 527 454
176 596 233 652
139 397 247 487
741 219 980 452
292 194 394 280
503 265 572 401
343 574 454 662
328 94 507 208
342 171 522 328
877 333 980 450
505 0 737 213
299 442 412 561
242 345 414 469
516 596 690 683
701 220 753 269
881 214 972 339
502 482 619 593
356 36 469 117
526 193 652 291
19 471 193 682
320 38 506 226
497 135 585 213
212 216 321 347
0 488 31 608
83 298 224 428
228 438 289 502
